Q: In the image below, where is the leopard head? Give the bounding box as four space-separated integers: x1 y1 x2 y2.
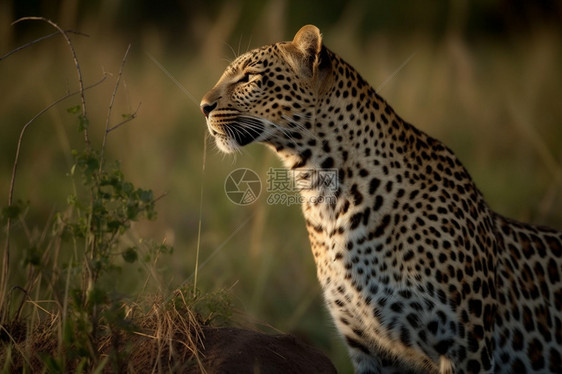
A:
200 25 333 154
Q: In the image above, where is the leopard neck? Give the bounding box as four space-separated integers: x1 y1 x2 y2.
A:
270 54 414 209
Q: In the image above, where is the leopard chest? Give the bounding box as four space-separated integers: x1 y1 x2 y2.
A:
302 195 401 291
302 197 405 319
301 198 462 364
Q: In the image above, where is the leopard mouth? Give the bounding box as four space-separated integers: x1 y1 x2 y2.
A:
209 116 265 147
225 122 264 146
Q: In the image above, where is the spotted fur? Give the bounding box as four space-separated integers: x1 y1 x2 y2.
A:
201 25 562 374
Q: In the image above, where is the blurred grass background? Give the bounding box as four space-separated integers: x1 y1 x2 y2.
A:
1 1 561 372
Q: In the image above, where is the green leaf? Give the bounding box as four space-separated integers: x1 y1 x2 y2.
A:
1 200 28 223
87 287 107 307
71 289 83 309
122 247 138 263
2 205 21 220
24 246 41 266
107 220 122 233
42 355 63 373
122 182 133 195
126 202 139 220
146 209 157 220
67 193 78 206
138 189 153 203
75 358 88 374
91 357 109 374
67 105 81 114
78 114 89 132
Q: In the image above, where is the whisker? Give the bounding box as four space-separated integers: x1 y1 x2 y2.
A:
246 35 253 53
221 113 322 151
236 117 277 138
233 123 258 139
237 33 243 58
223 125 235 140
223 40 237 61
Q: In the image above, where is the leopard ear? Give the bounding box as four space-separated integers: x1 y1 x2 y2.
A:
290 25 324 78
293 25 322 60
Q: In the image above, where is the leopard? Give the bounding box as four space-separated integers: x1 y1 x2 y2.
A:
200 25 562 374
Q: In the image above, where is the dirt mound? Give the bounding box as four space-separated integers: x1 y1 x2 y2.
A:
2 320 336 373
127 325 336 373
191 326 337 374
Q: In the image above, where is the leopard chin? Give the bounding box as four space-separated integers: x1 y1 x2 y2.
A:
211 133 239 154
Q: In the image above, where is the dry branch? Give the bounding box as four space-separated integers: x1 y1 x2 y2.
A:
0 30 88 62
13 17 90 146
100 43 136 173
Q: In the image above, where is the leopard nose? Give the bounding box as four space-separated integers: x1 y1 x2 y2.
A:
200 101 217 118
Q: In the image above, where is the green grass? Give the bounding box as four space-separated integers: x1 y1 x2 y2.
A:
1 5 561 373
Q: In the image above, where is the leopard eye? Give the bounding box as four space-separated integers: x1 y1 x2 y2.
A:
237 72 258 84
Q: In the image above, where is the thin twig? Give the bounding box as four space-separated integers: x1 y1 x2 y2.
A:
107 101 142 133
186 211 256 284
100 44 132 174
13 17 90 146
7 75 107 207
153 192 169 204
7 286 29 320
193 132 208 297
0 30 88 62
